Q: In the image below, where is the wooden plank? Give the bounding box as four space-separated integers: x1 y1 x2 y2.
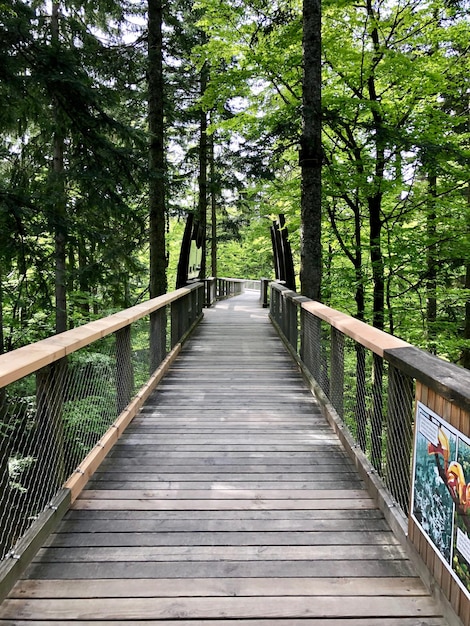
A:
32 544 408 563
62 507 387 521
117 434 339 442
104 455 351 466
89 468 360 478
85 480 364 490
103 452 353 461
71 498 376 511
7 576 429 599
106 444 347 452
1 618 450 626
54 517 390 533
102 458 352 467
0 617 448 626
0 596 443 621
76 488 369 500
15 559 420 580
44 530 398 548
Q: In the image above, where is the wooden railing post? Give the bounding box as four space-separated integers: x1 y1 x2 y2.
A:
204 278 216 307
288 295 298 349
171 298 183 348
150 307 167 373
116 326 134 414
260 278 269 308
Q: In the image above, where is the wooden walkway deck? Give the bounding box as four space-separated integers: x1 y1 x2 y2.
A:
0 291 447 625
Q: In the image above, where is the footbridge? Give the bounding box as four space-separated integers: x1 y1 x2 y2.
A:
1 280 470 625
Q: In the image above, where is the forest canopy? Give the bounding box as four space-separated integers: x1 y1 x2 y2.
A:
0 0 469 365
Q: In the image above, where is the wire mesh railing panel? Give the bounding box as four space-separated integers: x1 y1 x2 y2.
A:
383 366 415 514
0 335 117 560
270 288 281 327
301 310 329 395
0 284 204 565
65 338 118 471
1 375 50 560
131 317 151 391
342 338 387 471
299 306 415 516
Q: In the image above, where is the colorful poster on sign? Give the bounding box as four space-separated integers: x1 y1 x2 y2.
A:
411 402 470 600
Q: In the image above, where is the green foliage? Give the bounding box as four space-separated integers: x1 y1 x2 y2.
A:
0 0 469 367
217 216 275 279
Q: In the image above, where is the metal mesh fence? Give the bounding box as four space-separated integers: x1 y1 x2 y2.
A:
0 285 204 562
0 336 117 560
300 306 415 514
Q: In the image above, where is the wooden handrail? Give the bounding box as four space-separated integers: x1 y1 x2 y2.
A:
301 300 409 357
271 281 470 411
0 284 202 389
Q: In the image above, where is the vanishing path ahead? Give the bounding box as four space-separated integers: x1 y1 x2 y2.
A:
0 291 446 624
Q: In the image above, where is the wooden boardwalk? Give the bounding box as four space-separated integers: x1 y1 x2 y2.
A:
0 291 447 624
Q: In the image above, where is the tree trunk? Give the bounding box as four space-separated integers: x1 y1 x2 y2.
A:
369 194 385 331
426 172 437 353
198 64 208 280
366 0 385 332
300 0 322 300
354 199 365 321
0 270 4 358
148 0 167 299
52 2 67 334
462 264 470 369
461 182 470 369
78 237 90 314
0 271 13 558
210 128 217 278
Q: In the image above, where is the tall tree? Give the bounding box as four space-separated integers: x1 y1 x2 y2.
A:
51 1 67 334
300 0 322 300
148 0 168 298
197 62 209 279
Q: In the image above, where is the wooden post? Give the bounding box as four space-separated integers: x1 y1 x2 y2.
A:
171 299 183 348
261 279 269 308
331 328 344 419
191 288 197 324
150 307 167 373
116 326 134 414
290 298 298 350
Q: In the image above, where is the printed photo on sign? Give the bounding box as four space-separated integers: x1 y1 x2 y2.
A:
411 402 470 600
453 438 470 591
